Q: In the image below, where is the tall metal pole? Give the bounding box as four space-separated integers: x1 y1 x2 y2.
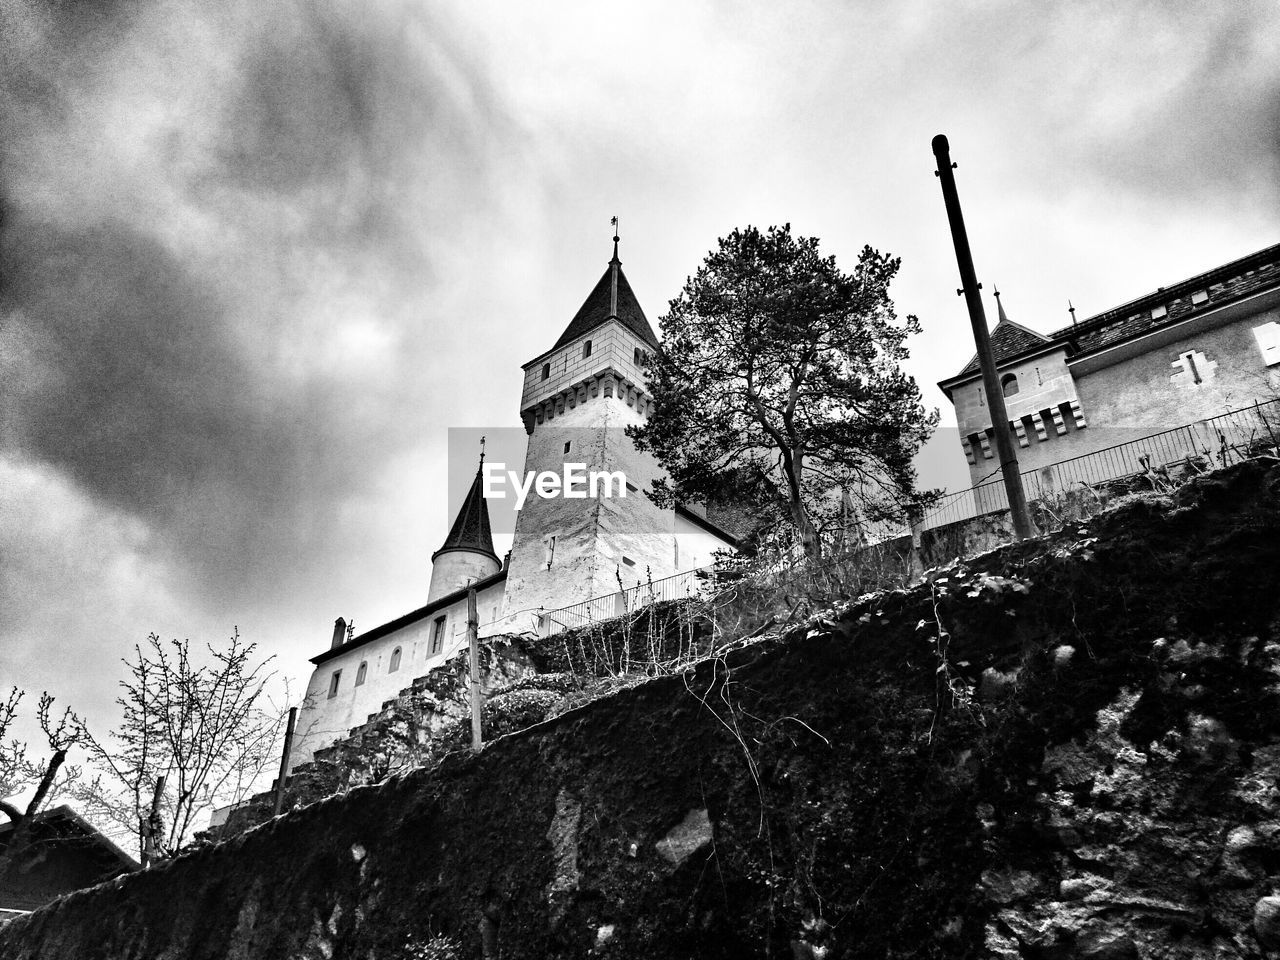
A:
272 706 298 816
931 134 1034 538
467 587 483 753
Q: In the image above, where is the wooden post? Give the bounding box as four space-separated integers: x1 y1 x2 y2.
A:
468 587 483 753
931 133 1034 539
273 706 298 816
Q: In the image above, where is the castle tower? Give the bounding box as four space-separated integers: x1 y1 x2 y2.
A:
500 231 679 619
427 449 501 603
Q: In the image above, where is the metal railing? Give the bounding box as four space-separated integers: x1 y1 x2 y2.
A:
533 565 715 637
921 397 1280 530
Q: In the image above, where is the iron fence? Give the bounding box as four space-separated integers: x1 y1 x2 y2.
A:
921 397 1280 530
534 565 714 637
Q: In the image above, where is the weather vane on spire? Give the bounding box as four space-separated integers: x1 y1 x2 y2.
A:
479 434 486 468
610 215 620 262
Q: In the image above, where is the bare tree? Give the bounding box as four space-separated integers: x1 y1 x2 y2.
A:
0 688 86 880
76 630 287 863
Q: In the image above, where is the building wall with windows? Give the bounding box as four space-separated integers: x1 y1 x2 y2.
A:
502 312 730 619
289 576 507 772
940 244 1280 489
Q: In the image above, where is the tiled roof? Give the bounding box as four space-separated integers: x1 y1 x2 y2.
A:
553 260 660 351
1055 245 1280 355
310 567 508 665
957 319 1052 375
943 242 1280 385
433 467 497 562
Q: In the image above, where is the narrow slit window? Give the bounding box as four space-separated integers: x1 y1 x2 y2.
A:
583 340 592 359
431 616 446 655
541 363 550 381
389 647 402 673
328 671 342 699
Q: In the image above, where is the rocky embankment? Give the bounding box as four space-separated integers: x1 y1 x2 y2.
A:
3 459 1279 959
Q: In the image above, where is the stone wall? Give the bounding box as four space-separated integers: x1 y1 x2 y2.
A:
4 460 1280 959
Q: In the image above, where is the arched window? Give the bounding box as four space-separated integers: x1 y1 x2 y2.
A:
583 340 592 359
355 661 367 686
389 647 402 673
327 671 341 699
1001 373 1019 397
541 363 550 381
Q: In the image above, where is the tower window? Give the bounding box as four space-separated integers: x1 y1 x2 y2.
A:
389 646 402 673
328 671 342 699
545 534 557 569
622 556 636 567
563 441 571 454
1001 373 1019 397
583 340 592 359
355 661 367 686
431 616 446 655
542 363 550 381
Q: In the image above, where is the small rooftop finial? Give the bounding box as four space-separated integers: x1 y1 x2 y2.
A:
993 286 1009 324
608 215 620 319
1068 300 1078 328
478 435 486 470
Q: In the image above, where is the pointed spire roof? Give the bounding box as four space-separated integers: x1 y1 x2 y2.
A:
994 286 1009 324
432 451 498 563
956 290 1052 376
551 234 660 351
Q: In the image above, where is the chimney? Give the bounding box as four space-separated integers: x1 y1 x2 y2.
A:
331 617 347 650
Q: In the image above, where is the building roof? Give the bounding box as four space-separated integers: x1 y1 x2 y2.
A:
941 241 1280 390
1052 242 1280 354
0 804 138 900
551 255 660 352
311 567 508 666
956 314 1053 376
432 464 498 564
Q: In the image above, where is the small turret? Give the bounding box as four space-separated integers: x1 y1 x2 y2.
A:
427 445 501 602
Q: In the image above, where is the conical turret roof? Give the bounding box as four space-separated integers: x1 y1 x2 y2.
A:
432 465 498 563
552 254 659 351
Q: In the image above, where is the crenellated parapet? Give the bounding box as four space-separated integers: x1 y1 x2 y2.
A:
520 367 651 434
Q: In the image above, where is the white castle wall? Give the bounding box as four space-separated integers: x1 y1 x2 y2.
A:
288 576 507 773
501 318 732 620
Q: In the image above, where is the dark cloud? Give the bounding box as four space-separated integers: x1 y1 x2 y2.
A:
0 0 522 606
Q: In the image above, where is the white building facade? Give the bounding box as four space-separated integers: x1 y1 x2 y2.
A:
289 240 737 771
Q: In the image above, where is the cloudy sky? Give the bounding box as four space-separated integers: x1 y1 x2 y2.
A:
2 0 1277 736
